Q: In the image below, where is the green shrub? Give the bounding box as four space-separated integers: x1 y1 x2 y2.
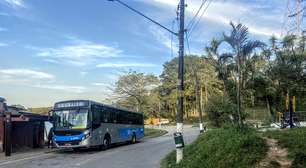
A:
161 128 267 168
206 96 237 127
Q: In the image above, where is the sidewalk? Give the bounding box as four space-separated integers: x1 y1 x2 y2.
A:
0 147 57 163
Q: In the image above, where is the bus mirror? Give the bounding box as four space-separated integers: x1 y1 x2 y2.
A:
48 110 54 121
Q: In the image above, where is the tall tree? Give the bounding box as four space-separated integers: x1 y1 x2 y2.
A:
268 34 306 112
159 55 222 120
114 71 159 114
220 22 265 126
205 38 233 98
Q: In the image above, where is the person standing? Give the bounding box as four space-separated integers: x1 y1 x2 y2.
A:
47 127 54 148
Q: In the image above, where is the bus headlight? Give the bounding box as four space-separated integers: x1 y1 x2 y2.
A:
82 132 90 141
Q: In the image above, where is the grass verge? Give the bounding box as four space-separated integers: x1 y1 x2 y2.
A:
161 128 267 168
263 127 306 168
144 128 168 138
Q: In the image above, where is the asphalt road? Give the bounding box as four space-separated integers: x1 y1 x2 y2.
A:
0 126 199 168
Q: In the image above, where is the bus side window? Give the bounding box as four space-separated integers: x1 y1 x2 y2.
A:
117 110 122 124
120 111 127 124
128 113 132 125
111 109 117 123
109 109 112 123
115 110 118 123
92 105 101 123
102 107 110 123
131 113 135 125
124 112 128 124
139 115 143 125
139 115 142 125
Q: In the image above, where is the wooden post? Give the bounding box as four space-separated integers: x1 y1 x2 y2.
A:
5 112 12 156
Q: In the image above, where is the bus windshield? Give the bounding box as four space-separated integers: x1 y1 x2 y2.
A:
54 109 89 129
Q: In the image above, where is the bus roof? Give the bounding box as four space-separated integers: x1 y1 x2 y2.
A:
54 99 142 115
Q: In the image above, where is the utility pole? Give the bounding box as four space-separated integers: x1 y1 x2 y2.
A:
176 0 185 163
108 0 185 163
195 73 204 133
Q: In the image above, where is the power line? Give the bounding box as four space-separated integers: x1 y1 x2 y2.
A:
171 19 176 58
187 0 213 40
188 0 212 39
186 0 207 31
185 32 191 55
108 0 178 36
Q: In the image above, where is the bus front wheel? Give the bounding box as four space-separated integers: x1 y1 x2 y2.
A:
131 133 137 144
103 136 111 150
73 148 81 152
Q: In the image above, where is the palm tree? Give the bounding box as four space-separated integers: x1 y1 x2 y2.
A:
205 38 232 97
220 22 265 127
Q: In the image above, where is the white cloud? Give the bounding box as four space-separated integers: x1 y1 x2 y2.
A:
3 0 26 8
0 68 87 93
96 62 157 68
150 26 178 51
80 71 88 76
43 59 60 64
91 82 110 87
247 25 280 37
0 27 8 32
37 44 121 59
0 68 55 86
0 69 54 80
34 84 87 93
0 42 8 47
151 0 177 6
34 38 123 66
0 12 10 16
142 0 283 37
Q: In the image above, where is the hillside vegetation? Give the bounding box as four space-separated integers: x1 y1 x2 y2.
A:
28 107 52 115
264 128 306 168
161 128 267 168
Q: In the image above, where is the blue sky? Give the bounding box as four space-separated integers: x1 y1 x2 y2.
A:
0 0 286 107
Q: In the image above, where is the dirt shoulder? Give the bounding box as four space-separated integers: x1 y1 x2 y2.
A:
257 137 292 168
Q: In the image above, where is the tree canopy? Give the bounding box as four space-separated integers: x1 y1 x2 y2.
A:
109 22 306 127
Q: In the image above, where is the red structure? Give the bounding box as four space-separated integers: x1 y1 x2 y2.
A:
0 101 49 154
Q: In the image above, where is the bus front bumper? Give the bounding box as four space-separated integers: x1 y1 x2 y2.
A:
54 138 90 149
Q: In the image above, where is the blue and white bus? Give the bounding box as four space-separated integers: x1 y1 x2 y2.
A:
51 100 144 150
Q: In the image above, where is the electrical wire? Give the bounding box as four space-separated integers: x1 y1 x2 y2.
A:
186 0 207 31
185 31 191 55
187 0 213 40
171 19 175 58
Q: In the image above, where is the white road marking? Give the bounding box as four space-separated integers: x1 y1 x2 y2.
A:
75 157 94 166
